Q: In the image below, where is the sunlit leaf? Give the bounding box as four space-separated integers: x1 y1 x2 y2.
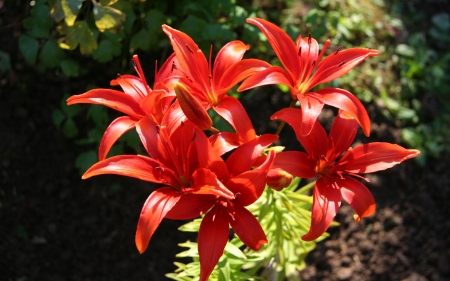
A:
59 21 98 54
18 35 39 64
92 2 126 32
50 0 83 26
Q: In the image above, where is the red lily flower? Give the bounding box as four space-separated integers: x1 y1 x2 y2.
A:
66 54 181 160
271 108 420 241
162 24 271 147
239 17 379 136
82 115 278 270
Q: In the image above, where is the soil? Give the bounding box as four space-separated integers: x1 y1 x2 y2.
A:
1 2 450 281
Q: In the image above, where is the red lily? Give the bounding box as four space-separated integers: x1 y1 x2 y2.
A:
162 24 271 147
82 116 278 273
271 108 420 241
239 17 379 136
66 55 181 160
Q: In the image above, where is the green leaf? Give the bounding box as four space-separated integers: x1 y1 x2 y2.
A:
39 40 65 68
50 0 83 26
130 29 154 51
52 109 66 128
18 35 39 64
92 39 121 62
145 9 165 33
0 50 12 72
431 13 450 31
75 150 98 174
92 2 126 32
60 59 80 77
60 21 98 54
62 117 79 138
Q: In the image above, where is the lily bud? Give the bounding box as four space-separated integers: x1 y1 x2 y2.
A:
174 83 213 131
266 168 293 191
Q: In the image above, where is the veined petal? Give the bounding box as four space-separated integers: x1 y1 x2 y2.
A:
140 89 175 122
82 155 180 187
271 107 328 160
213 96 256 143
302 178 342 241
246 18 300 80
328 110 358 160
135 187 182 253
297 36 319 83
227 150 276 206
98 116 138 160
110 74 147 101
237 66 294 93
154 53 179 84
213 40 249 82
162 25 209 91
194 127 229 181
309 48 379 87
208 132 241 156
319 87 371 136
226 134 278 178
198 205 230 281
191 168 234 200
165 193 216 220
136 117 171 167
66 89 145 118
272 151 317 179
229 205 267 250
161 101 187 136
298 93 324 136
218 59 271 97
334 143 420 174
339 177 376 222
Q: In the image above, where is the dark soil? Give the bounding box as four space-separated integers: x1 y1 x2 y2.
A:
1 2 450 281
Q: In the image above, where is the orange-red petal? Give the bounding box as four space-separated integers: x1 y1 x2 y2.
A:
135 187 182 253
229 205 267 250
98 116 138 160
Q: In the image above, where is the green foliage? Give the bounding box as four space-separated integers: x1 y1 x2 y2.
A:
167 178 331 281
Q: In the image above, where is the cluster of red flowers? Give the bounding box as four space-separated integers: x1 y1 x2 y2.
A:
67 18 419 281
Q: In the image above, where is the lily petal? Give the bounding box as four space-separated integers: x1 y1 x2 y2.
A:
193 127 229 181
328 110 358 160
218 59 271 97
319 87 371 136
339 177 376 222
213 96 256 143
135 187 182 253
335 143 420 174
66 89 145 117
271 108 328 160
272 151 317 179
226 134 278 178
310 48 379 87
298 93 325 136
213 40 249 82
165 193 216 220
208 132 241 156
198 205 229 281
191 168 234 200
98 116 138 160
302 178 342 241
82 155 180 187
238 66 294 93
246 18 300 80
227 150 276 206
110 74 147 101
229 205 267 251
162 25 209 92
